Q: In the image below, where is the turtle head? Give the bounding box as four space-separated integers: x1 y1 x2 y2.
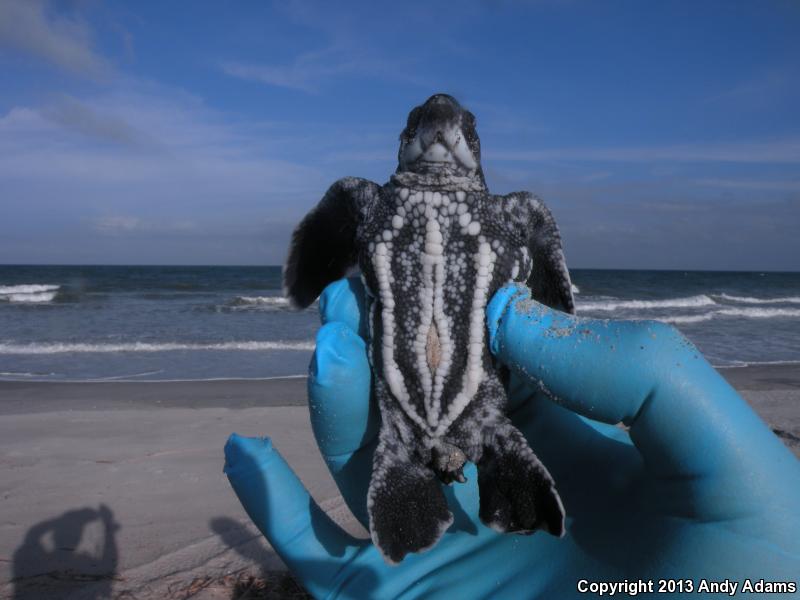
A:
397 94 484 182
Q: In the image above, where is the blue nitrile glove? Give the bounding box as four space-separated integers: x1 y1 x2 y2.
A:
225 280 800 599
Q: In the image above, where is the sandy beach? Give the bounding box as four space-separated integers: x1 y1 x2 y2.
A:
1 365 798 599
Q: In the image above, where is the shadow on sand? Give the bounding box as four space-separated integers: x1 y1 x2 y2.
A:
209 516 312 599
11 504 120 600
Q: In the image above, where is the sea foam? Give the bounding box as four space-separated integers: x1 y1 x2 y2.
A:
599 307 800 325
657 314 715 324
0 284 60 303
716 307 800 319
0 284 60 294
578 294 716 312
234 296 290 306
717 293 800 305
219 295 318 312
0 340 315 354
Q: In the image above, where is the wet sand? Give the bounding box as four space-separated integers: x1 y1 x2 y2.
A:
0 376 309 415
0 365 797 599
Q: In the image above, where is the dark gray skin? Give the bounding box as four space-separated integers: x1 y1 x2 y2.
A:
284 94 574 564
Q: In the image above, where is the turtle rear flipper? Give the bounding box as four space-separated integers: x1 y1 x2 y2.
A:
368 425 453 564
478 421 565 536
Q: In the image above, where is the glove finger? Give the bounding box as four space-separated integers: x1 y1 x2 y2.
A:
487 284 792 490
224 434 364 596
507 370 633 446
309 322 378 527
319 277 368 339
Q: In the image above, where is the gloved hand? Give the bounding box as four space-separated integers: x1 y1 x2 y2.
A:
225 279 800 599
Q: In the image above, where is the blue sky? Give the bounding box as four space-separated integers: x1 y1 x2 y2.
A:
0 1 798 269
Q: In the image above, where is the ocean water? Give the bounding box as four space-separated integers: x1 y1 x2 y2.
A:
0 265 798 381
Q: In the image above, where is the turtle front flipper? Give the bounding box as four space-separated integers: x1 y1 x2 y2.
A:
500 191 575 315
368 423 453 564
478 419 565 537
283 177 380 308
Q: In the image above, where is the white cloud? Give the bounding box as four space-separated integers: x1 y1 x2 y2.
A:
0 0 109 77
693 178 800 191
41 95 155 147
487 139 800 164
220 47 428 93
90 216 199 235
91 216 141 233
220 60 316 93
219 51 345 94
218 3 434 95
0 82 335 263
0 84 325 191
705 68 799 109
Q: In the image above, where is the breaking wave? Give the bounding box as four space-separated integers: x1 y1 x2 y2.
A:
0 284 59 294
656 314 715 324
578 294 716 312
0 370 57 378
213 295 317 312
716 293 800 305
595 307 800 325
0 284 60 303
719 359 800 368
716 307 800 319
232 295 290 307
0 340 315 355
577 292 800 325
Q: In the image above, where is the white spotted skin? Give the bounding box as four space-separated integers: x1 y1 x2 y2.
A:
359 181 534 451
285 98 573 561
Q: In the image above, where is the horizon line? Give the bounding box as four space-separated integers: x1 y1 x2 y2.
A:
1 263 799 274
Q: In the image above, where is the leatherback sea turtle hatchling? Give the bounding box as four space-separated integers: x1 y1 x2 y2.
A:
284 93 575 564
